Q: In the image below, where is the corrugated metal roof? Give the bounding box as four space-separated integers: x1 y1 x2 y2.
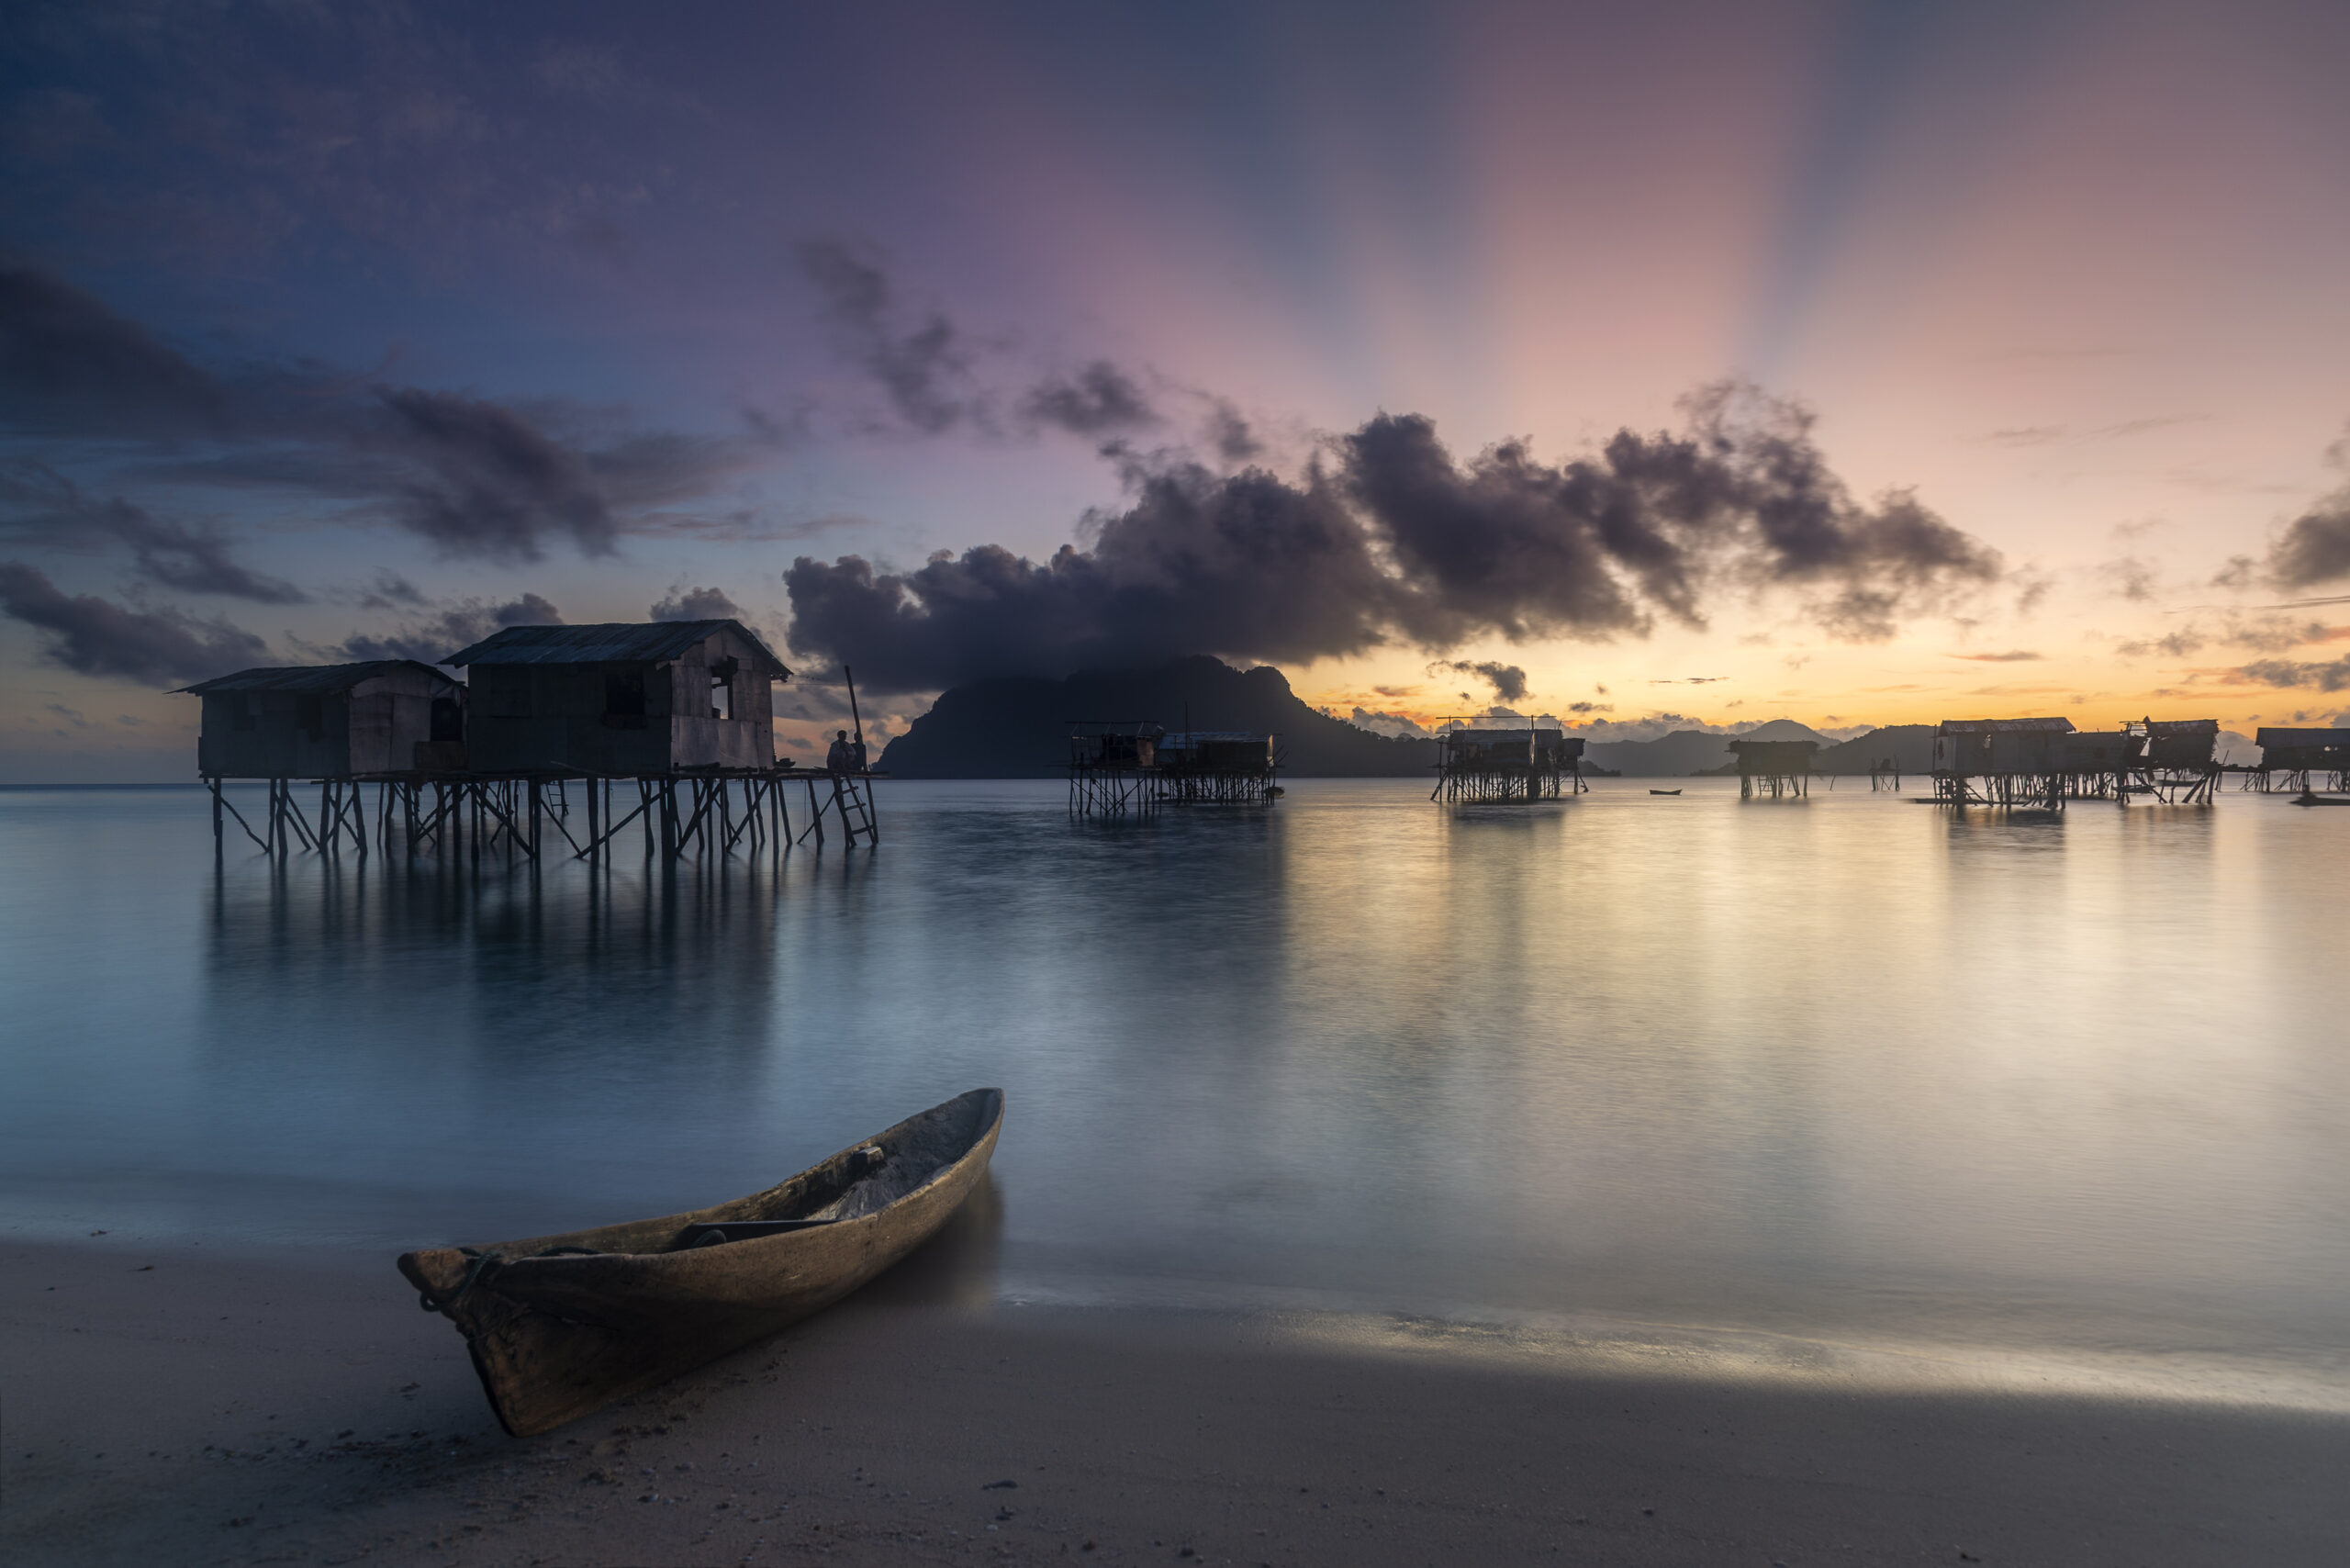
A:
1937 717 2075 734
2255 727 2350 747
1441 728 1564 744
1727 737 1819 753
173 660 458 696
1157 731 1275 745
442 620 789 673
2144 719 2218 738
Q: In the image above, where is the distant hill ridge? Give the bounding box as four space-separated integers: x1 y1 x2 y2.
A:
880 659 2029 778
878 657 1438 778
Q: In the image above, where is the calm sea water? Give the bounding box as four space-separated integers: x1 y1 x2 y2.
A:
4 778 2346 1403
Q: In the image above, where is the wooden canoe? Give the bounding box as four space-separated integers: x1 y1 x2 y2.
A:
397 1087 1004 1437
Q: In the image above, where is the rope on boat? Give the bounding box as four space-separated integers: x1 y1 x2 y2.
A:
416 1244 605 1315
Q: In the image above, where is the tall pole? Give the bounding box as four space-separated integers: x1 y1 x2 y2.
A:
845 665 865 762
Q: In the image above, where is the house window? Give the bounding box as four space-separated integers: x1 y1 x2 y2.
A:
297 694 325 740
709 656 739 721
229 695 256 732
430 696 464 744
485 672 532 719
604 667 646 717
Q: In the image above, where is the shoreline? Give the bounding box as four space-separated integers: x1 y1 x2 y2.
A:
6 1235 2344 1566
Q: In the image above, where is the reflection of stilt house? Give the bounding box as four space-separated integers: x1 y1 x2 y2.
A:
2255 727 2350 792
1431 727 1586 802
441 620 788 774
1727 738 1817 799
1153 730 1279 805
1068 720 1161 816
1933 717 2074 808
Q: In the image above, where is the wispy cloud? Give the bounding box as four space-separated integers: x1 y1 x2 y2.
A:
0 561 268 683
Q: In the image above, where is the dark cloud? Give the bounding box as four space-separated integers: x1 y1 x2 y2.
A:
0 560 267 683
1429 658 1529 703
0 264 234 439
651 585 744 622
360 572 428 609
1022 362 1158 436
371 388 617 560
2266 494 2350 589
0 263 755 566
1343 385 2000 647
2232 656 2350 692
787 385 2004 693
0 461 303 602
2098 554 2158 600
1348 707 1430 739
795 240 972 434
1205 400 1262 464
336 592 560 664
787 461 1394 693
2116 631 2204 658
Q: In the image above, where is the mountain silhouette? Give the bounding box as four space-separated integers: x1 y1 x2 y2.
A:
878 656 1438 778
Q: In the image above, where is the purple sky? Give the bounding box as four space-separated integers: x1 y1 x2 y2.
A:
5 1 2349 778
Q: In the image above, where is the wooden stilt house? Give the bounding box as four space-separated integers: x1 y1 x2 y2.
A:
177 661 465 778
442 621 789 775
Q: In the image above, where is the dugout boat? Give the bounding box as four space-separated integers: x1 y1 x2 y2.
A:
397 1087 1005 1436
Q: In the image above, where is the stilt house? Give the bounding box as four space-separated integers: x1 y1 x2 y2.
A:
442 621 789 775
1435 728 1585 771
2255 726 2350 789
1933 717 2075 777
1152 730 1276 772
2057 730 2137 775
1725 738 1818 776
2142 719 2219 769
177 661 464 778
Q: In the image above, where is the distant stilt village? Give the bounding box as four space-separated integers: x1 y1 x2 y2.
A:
171 619 2350 857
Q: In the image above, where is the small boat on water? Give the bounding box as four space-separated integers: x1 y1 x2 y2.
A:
398 1088 1004 1436
2292 790 2350 807
1649 789 1682 796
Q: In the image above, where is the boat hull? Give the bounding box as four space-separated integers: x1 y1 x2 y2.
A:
398 1088 1003 1437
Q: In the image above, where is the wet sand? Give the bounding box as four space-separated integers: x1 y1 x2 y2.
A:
6 1232 2344 1567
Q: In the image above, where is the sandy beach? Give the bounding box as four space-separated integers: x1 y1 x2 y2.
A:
6 1226 2344 1568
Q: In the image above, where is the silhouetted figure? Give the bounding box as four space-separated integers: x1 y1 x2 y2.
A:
826 730 855 774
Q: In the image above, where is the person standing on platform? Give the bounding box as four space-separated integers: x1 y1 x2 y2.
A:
826 730 854 774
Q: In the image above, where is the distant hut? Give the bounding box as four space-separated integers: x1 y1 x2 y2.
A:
1154 730 1280 805
1067 720 1163 815
442 621 789 775
2135 719 2221 803
2056 729 2138 798
2143 719 2219 770
2255 726 2350 791
1431 726 1584 802
1725 737 1818 799
177 661 464 778
1933 717 2075 807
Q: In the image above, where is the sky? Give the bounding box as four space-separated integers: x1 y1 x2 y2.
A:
4 0 2349 779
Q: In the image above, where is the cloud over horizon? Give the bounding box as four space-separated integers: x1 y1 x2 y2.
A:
786 385 2007 693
